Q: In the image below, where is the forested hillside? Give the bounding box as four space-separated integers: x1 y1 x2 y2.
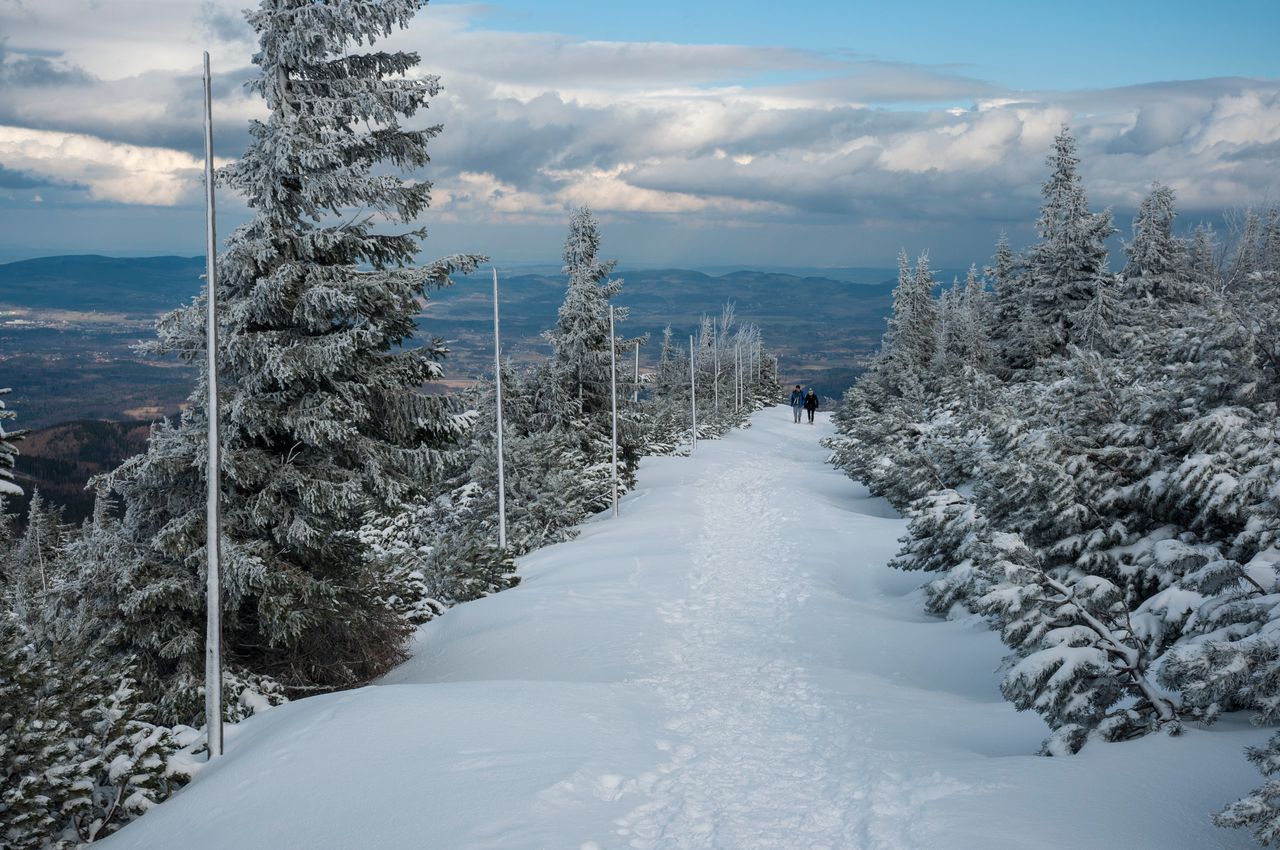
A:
827 127 1280 844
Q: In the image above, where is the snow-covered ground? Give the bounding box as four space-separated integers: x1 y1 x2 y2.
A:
104 410 1268 849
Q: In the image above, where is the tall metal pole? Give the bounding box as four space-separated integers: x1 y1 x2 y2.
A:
633 341 640 404
201 51 223 761
492 268 507 551
712 319 719 416
736 344 742 410
609 307 619 518
689 334 697 452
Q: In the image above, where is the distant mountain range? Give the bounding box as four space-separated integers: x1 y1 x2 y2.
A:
0 254 905 520
0 254 901 430
0 253 899 325
0 254 209 318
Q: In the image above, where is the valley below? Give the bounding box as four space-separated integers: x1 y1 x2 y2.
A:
0 254 900 520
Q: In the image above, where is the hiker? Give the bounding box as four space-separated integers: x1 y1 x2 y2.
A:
804 388 819 424
789 385 804 423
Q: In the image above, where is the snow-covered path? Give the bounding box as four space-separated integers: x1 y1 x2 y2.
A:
614 450 862 849
106 411 1268 850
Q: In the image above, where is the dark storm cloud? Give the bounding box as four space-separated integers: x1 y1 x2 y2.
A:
0 163 52 189
0 43 93 87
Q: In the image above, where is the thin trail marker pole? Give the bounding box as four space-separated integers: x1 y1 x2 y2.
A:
610 306 619 518
712 319 719 416
689 334 697 452
734 344 741 411
739 345 744 409
633 341 640 404
202 51 223 760
492 267 507 550
731 342 736 411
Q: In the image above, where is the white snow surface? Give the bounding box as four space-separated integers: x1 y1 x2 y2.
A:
105 411 1267 850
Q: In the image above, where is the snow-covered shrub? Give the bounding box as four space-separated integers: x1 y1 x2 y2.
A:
0 622 201 848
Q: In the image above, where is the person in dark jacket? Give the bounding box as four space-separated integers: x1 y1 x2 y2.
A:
789 385 804 423
804 388 819 423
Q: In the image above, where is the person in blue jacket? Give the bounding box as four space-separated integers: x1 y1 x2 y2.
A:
789 385 804 423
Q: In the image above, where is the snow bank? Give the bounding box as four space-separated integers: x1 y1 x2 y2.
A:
103 410 1267 849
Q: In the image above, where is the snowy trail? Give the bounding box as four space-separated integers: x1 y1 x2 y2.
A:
105 410 1269 850
615 454 861 849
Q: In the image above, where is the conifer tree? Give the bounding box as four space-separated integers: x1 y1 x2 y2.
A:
6 490 66 627
105 0 479 709
1186 223 1222 294
0 388 21 510
986 231 1017 329
644 325 694 452
1124 182 1185 298
548 207 624 409
936 282 962 368
884 249 938 375
1072 271 1119 352
961 264 992 369
1264 207 1280 274
1028 127 1117 354
1229 209 1263 286
543 207 644 475
0 617 198 849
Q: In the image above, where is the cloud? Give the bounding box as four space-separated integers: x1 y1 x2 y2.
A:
0 43 93 87
0 0 1276 263
0 162 54 189
0 125 211 205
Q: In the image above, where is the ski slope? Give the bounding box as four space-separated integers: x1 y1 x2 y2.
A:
105 410 1267 849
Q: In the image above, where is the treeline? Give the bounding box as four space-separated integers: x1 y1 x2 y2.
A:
827 127 1280 843
0 2 777 846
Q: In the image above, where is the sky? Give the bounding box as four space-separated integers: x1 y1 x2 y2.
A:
0 0 1278 268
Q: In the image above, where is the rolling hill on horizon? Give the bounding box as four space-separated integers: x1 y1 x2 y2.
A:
0 253 900 426
0 254 901 523
0 253 900 322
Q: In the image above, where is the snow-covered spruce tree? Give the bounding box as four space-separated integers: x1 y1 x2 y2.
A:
687 302 766 435
888 249 939 376
1071 271 1120 352
1265 207 1280 275
1215 732 1280 846
935 282 962 369
892 486 1181 753
643 324 694 453
543 206 646 478
985 232 1028 374
0 388 22 512
5 490 67 631
0 388 22 590
0 612 201 849
1228 209 1264 287
1186 223 1223 294
962 264 992 370
1124 182 1186 300
936 267 993 371
105 0 479 713
827 250 973 508
1028 127 1117 356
